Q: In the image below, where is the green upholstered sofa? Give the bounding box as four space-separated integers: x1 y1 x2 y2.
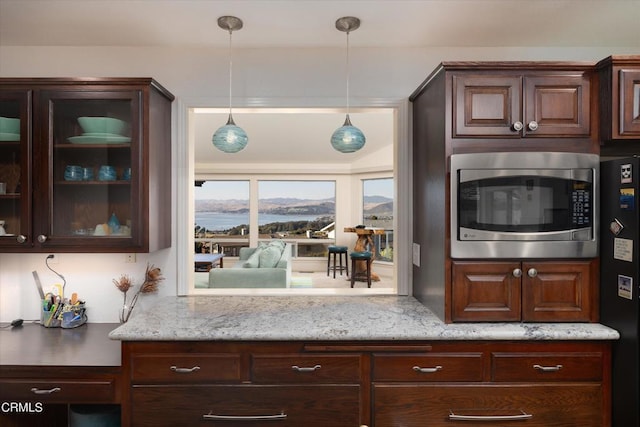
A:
207 241 292 288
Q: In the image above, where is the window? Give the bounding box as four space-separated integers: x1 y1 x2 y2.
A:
194 180 250 256
363 178 394 262
258 180 336 257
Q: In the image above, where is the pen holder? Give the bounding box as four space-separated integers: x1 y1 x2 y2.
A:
41 302 62 328
41 299 87 328
61 304 88 329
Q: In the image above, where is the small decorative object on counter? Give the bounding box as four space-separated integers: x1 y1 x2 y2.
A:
41 291 87 328
114 263 164 323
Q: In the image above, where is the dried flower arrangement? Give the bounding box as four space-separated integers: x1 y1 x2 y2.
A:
113 263 164 323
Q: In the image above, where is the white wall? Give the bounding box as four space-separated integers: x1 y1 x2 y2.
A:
0 45 636 322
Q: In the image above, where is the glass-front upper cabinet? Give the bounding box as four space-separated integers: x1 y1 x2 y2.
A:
0 90 30 249
0 79 174 253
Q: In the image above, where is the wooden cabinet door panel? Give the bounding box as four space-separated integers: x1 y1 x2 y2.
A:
492 352 603 382
131 353 242 384
372 353 484 382
521 261 594 322
620 69 640 135
451 261 521 322
131 385 360 427
252 354 360 383
523 74 591 137
453 75 522 137
0 379 117 403
374 384 603 427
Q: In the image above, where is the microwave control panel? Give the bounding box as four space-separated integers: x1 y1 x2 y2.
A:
572 189 591 226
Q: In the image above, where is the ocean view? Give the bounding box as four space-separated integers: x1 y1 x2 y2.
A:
195 212 329 231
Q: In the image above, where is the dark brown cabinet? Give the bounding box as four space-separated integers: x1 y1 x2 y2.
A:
410 62 600 323
597 55 640 154
453 72 592 140
0 78 173 252
123 342 364 427
122 340 611 427
451 260 597 322
0 324 121 427
372 341 610 427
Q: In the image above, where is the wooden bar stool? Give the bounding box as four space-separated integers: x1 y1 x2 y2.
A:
350 251 372 288
327 245 349 278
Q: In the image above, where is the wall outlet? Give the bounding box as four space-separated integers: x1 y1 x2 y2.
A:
125 253 136 263
47 254 59 264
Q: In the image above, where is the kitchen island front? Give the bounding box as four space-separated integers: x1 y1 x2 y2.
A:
110 296 617 426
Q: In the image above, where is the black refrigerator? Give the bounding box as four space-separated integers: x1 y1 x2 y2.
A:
600 157 640 427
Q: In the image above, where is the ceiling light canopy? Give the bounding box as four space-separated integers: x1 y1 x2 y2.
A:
212 15 248 153
330 16 366 154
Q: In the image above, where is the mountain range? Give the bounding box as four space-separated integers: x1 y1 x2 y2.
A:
195 196 393 216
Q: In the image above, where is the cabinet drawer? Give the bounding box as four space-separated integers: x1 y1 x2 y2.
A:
0 379 117 403
373 353 484 382
131 384 360 427
374 384 604 427
492 352 603 382
251 354 360 383
131 353 242 383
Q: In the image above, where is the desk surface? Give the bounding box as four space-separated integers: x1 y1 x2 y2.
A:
0 323 120 366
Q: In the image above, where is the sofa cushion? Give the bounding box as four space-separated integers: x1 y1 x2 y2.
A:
242 247 263 268
259 240 286 251
259 245 282 268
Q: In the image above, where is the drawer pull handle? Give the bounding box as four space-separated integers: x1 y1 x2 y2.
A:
170 365 201 374
291 364 321 372
449 410 532 421
30 387 61 395
533 364 563 372
203 411 287 421
413 365 442 373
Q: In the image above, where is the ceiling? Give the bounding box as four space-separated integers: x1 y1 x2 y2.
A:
1 0 637 169
0 0 638 48
192 108 395 168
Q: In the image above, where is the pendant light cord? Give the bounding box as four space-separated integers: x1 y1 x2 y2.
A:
227 28 234 119
346 30 351 116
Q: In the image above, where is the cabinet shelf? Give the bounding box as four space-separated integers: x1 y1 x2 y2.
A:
56 181 131 185
55 143 131 149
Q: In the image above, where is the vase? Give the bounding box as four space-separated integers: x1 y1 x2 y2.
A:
119 305 131 323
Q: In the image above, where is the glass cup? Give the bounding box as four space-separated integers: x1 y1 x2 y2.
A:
82 167 94 181
97 165 117 181
0 182 6 194
64 165 83 181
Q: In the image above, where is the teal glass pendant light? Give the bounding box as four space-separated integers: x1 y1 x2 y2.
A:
212 16 248 153
331 16 365 153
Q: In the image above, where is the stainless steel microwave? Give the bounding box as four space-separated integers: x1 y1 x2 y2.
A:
450 152 598 259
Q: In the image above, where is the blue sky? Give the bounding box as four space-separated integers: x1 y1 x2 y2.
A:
195 179 393 200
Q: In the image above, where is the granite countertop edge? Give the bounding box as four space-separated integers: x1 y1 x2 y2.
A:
108 295 620 342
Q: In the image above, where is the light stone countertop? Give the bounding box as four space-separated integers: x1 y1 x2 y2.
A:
108 296 619 342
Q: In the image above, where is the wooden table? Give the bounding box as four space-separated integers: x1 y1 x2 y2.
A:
194 253 225 272
344 227 385 281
